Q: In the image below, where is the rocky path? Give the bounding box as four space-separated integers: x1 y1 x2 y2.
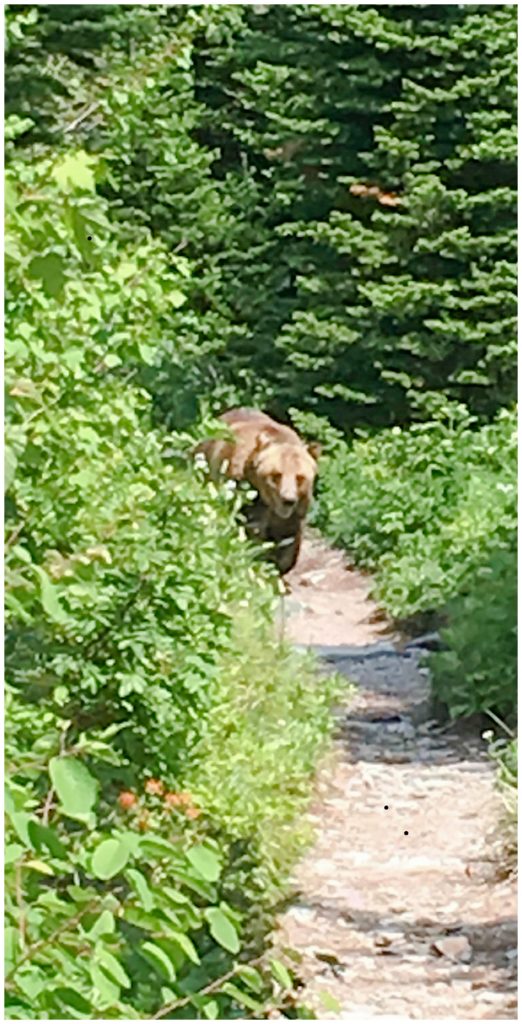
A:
276 534 517 1020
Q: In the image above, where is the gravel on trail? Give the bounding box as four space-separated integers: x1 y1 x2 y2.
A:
274 533 517 1020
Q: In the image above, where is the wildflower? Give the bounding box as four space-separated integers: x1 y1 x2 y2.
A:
118 790 137 810
178 791 193 806
145 778 164 796
185 806 201 820
164 792 183 807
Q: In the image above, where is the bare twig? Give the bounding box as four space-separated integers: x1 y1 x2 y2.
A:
152 955 265 1019
485 708 516 738
6 899 100 981
172 238 189 255
41 788 55 826
6 521 25 549
63 102 99 134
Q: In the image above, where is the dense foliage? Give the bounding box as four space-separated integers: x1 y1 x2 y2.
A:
8 5 515 431
5 4 517 1011
5 144 337 1018
304 403 516 719
194 4 517 429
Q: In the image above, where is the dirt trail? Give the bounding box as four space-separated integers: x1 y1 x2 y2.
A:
276 534 517 1020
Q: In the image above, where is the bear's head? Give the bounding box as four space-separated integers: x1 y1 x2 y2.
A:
246 432 321 519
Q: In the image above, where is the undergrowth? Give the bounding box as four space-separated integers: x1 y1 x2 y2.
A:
293 404 517 721
5 144 336 1019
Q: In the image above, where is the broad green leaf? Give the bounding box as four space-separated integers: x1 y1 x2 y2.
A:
204 907 240 954
138 835 182 860
125 868 154 911
97 946 131 989
26 858 54 875
91 837 130 880
141 941 177 982
15 967 46 1001
202 999 220 1019
5 446 17 490
5 842 25 864
186 844 221 882
169 930 200 965
115 260 137 282
49 756 98 820
68 206 96 264
221 982 262 1012
270 958 293 989
7 810 31 846
124 906 161 932
5 178 18 213
5 926 21 967
27 254 65 297
28 820 67 859
53 151 97 192
118 831 141 857
168 288 186 308
53 987 92 1016
137 342 157 365
103 353 122 369
236 965 263 992
33 566 70 626
90 962 120 1005
161 886 191 907
87 910 115 940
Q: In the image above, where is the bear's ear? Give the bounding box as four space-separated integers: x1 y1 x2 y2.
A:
245 429 274 472
255 429 277 452
307 441 322 461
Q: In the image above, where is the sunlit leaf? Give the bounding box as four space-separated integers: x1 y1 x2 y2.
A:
91 837 130 880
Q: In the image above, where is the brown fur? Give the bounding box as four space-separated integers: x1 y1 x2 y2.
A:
194 408 321 574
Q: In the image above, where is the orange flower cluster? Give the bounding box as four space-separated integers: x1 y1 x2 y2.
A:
118 790 137 809
117 781 201 820
144 778 164 796
164 790 201 819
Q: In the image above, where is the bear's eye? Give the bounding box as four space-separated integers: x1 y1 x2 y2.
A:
296 474 305 486
270 471 282 485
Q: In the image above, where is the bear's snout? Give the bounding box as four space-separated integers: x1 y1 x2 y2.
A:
279 494 298 516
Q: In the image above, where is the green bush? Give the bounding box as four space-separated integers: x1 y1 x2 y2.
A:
5 148 335 1018
304 402 516 720
309 403 516 621
430 549 516 720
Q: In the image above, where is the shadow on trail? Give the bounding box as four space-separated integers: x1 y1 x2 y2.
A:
296 641 490 766
289 897 517 980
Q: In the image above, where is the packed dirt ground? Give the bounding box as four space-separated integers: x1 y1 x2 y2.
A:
275 534 517 1020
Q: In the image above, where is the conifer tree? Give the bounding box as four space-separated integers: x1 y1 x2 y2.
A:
194 4 517 428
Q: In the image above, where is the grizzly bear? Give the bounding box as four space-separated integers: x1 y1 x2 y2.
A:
194 408 321 574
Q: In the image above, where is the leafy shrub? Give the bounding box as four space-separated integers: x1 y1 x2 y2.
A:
309 403 516 621
5 688 306 1020
5 148 335 1017
430 549 516 720
304 401 516 720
